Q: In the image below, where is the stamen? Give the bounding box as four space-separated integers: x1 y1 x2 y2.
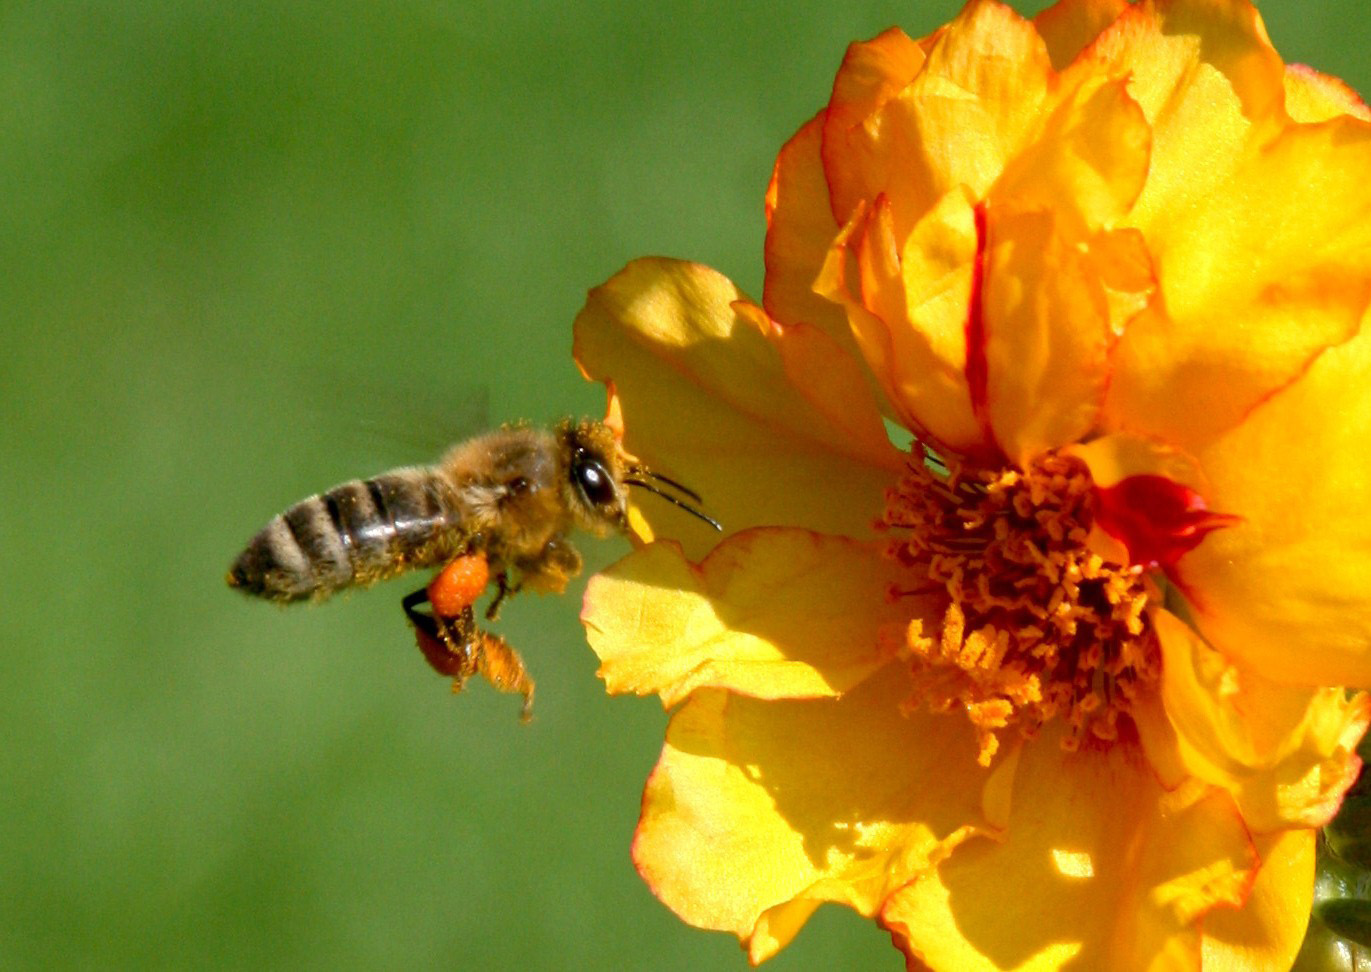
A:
881 449 1160 765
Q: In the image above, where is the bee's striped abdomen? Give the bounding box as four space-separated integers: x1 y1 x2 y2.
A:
228 468 459 602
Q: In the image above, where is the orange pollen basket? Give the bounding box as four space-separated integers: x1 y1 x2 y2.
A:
878 449 1160 766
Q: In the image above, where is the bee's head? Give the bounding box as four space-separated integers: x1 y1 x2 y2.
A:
559 420 721 536
559 420 630 535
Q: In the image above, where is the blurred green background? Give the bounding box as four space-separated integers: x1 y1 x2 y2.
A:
2 1 1365 968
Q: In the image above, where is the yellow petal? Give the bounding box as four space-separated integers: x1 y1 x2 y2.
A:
762 114 851 348
1285 63 1371 124
992 71 1150 230
1179 324 1371 687
743 303 903 474
1032 0 1129 70
1107 115 1371 452
631 668 989 962
1092 0 1285 238
1147 610 1369 833
1201 830 1315 972
980 205 1112 464
583 529 924 707
573 258 901 561
1089 3 1371 451
882 730 1256 970
1067 431 1208 492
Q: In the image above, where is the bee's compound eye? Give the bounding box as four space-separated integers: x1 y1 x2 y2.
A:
574 456 617 508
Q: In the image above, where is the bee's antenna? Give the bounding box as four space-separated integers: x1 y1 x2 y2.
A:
624 479 723 532
630 468 705 505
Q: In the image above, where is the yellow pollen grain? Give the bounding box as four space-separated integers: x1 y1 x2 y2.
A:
881 449 1160 765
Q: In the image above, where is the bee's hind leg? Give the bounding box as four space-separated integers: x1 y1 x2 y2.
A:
402 587 535 720
403 588 477 689
471 631 535 722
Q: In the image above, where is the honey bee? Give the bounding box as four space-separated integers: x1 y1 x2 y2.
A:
227 419 718 718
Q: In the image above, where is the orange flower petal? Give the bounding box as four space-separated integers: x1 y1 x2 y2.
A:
572 258 900 561
821 26 927 229
1083 223 1157 330
1200 830 1315 971
825 1 1053 241
881 731 1257 970
992 71 1150 230
583 529 924 706
631 669 989 963
1145 610 1369 833
819 190 986 453
1032 0 1129 70
1178 325 1371 687
980 205 1112 464
762 114 850 348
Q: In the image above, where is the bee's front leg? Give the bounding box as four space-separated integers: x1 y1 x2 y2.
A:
484 570 521 621
514 536 584 596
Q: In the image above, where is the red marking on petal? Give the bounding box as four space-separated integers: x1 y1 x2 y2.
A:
1094 475 1242 570
966 203 990 433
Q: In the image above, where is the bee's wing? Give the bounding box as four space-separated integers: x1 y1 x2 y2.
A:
298 372 491 468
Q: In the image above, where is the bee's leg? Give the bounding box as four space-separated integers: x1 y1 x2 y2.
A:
402 587 532 718
472 631 535 723
403 588 478 688
484 570 523 622
515 536 583 595
401 587 436 638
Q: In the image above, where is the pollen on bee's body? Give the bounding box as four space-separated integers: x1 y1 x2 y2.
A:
880 449 1160 766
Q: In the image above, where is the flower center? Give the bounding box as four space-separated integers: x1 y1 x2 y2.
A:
879 449 1159 766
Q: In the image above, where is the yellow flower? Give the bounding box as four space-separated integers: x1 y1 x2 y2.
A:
573 0 1371 967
